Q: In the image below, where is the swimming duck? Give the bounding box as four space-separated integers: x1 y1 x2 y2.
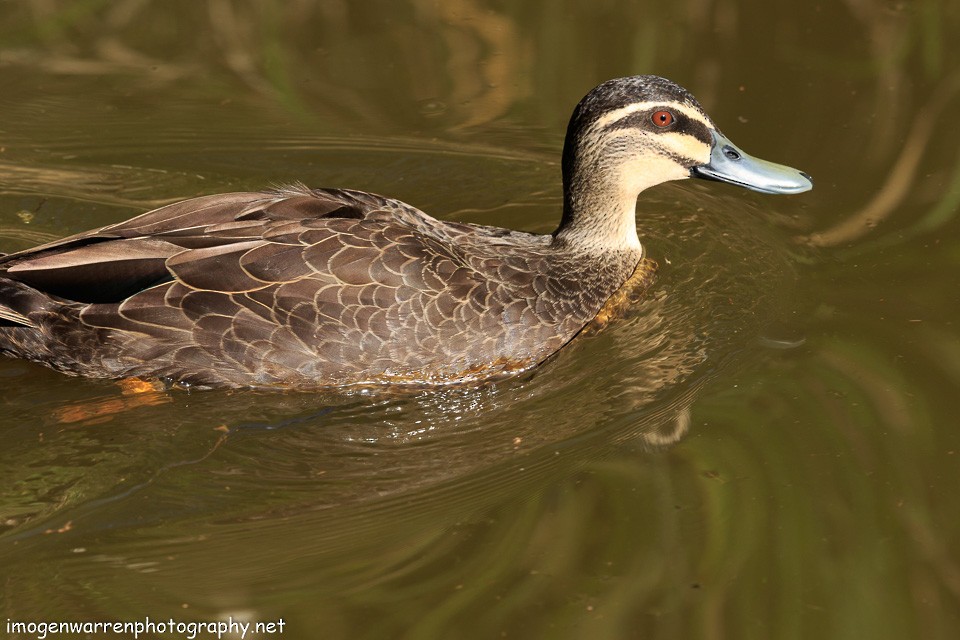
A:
0 76 811 389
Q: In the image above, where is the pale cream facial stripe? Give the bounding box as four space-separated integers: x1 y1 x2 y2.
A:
591 101 712 131
601 127 712 165
646 130 712 164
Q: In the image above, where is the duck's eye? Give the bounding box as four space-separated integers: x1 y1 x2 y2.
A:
651 110 674 128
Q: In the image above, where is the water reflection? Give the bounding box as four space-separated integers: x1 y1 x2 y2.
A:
805 72 960 248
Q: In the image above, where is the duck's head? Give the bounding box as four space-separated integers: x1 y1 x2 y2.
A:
556 75 812 251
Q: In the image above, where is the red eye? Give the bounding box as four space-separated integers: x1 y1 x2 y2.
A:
651 110 674 127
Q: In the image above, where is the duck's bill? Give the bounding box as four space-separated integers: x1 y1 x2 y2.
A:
691 130 813 194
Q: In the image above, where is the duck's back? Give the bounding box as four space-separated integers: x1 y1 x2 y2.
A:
0 186 636 388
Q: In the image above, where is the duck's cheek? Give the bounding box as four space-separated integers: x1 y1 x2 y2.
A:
657 131 713 169
614 156 694 197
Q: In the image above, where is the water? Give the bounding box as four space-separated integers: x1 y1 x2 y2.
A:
2 1 959 638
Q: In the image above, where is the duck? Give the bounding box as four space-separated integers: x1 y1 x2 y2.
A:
0 76 812 389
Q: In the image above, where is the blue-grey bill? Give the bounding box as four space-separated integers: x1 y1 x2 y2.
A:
691 130 813 194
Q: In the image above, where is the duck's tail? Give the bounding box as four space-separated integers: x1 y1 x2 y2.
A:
0 279 65 366
0 278 40 327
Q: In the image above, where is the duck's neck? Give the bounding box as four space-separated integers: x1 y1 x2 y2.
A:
554 155 676 260
553 173 644 256
553 144 689 258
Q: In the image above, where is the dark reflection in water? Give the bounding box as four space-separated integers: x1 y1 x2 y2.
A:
2 0 960 638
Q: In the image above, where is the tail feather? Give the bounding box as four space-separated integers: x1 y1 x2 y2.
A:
0 308 33 327
0 279 42 328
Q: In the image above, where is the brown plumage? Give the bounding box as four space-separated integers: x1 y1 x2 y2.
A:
0 76 811 389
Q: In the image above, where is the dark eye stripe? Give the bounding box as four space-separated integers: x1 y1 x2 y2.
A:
603 110 712 145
